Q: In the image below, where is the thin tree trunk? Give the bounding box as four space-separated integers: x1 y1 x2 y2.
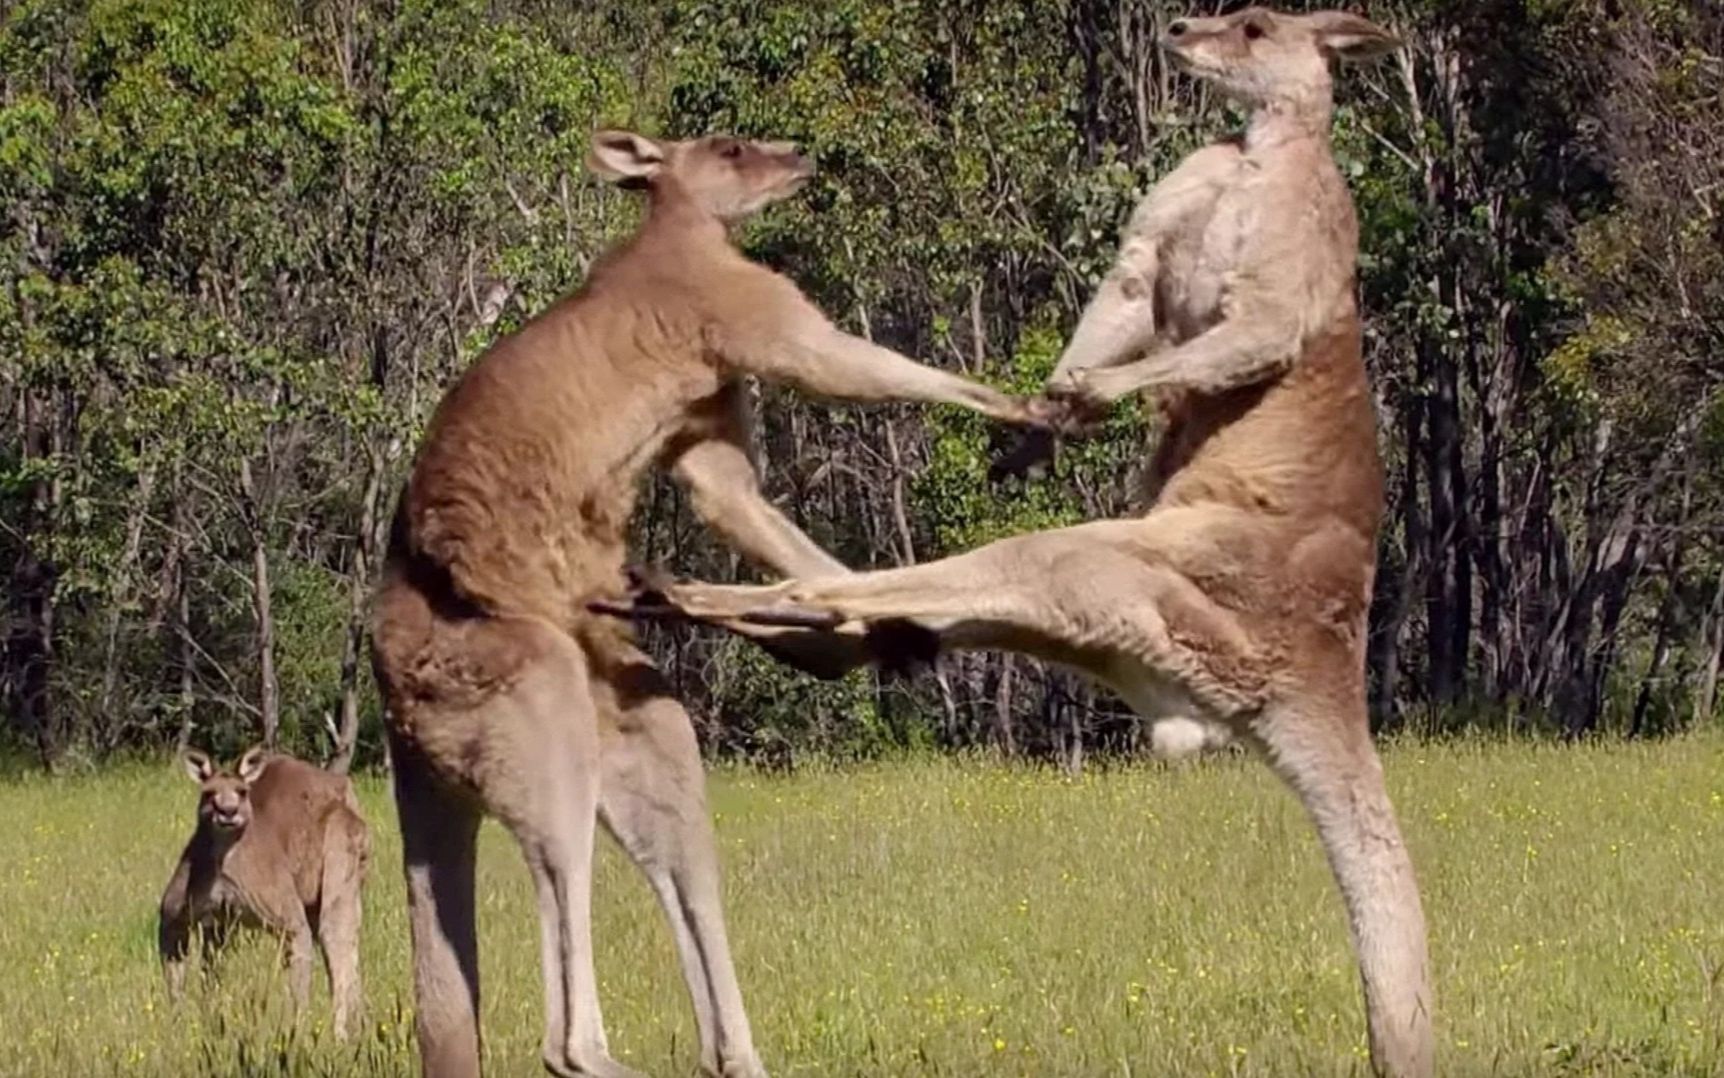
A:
331 446 384 773
1630 585 1678 738
175 570 196 753
98 462 157 729
1422 327 1470 705
240 458 280 747
1630 473 1693 737
251 535 279 747
1370 396 1424 727
1695 564 1724 724
9 545 57 767
1062 678 1085 776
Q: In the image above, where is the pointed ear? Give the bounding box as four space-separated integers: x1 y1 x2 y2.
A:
235 745 269 785
182 749 213 784
1306 11 1400 61
586 130 666 184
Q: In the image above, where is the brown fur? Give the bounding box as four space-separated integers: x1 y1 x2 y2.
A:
370 130 1051 1078
613 11 1433 1078
158 747 370 1037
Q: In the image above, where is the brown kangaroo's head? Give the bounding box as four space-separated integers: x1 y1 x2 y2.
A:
183 746 269 834
586 130 813 223
1160 8 1399 107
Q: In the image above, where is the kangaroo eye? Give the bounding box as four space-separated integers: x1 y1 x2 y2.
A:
1243 21 1265 40
721 143 743 159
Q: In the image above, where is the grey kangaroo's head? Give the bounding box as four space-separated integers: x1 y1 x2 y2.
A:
1160 8 1400 107
182 745 268 835
586 129 814 223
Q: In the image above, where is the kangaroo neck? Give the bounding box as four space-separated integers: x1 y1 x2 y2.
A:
643 181 731 247
1245 95 1332 153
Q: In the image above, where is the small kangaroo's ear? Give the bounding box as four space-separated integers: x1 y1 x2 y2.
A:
586 130 666 184
1306 11 1401 61
182 749 213 784
235 745 269 785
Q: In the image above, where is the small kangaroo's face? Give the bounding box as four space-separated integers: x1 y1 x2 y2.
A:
1160 8 1399 106
183 747 267 834
586 130 813 223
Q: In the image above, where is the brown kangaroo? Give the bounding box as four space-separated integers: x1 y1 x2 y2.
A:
369 130 1054 1078
159 746 370 1038
605 10 1433 1077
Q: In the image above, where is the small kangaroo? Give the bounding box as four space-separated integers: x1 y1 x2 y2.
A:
158 746 370 1037
607 10 1433 1077
370 130 1054 1078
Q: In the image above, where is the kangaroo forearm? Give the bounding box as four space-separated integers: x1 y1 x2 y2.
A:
1051 243 1160 383
673 437 851 580
707 499 851 581
776 331 1030 425
1078 315 1299 402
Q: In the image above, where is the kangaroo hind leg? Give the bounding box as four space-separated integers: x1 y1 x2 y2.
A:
590 641 766 1078
469 620 641 1078
316 807 368 1039
1251 700 1433 1078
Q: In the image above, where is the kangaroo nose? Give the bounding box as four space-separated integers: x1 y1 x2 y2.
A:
1167 20 1188 36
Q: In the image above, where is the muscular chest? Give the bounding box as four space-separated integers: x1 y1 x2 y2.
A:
1157 170 1263 338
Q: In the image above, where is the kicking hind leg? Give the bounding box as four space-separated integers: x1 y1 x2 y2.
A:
649 521 1266 719
650 520 1169 642
587 639 766 1078
316 807 369 1039
1248 695 1433 1078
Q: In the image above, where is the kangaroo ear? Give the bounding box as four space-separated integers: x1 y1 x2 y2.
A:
235 745 269 785
1306 11 1401 61
586 129 666 184
181 749 213 784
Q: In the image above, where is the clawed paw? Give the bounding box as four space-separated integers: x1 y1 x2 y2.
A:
1042 373 1112 424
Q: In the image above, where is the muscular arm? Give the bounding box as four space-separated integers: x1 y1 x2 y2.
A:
1046 140 1258 405
158 856 192 998
666 387 848 582
1059 296 1303 405
654 387 944 680
1046 231 1162 388
708 266 1041 428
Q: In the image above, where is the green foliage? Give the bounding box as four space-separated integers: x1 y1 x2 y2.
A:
914 322 1145 553
2 0 1721 762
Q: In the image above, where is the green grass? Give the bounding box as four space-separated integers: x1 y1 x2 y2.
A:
1 737 1721 1077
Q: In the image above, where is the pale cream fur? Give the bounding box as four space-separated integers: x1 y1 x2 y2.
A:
159 747 370 1038
616 10 1434 1077
369 131 1053 1078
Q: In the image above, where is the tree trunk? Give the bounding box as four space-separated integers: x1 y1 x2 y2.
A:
1695 564 1724 725
1630 473 1693 737
98 462 157 733
330 445 384 773
1369 392 1425 728
1421 302 1471 706
175 570 197 753
1630 583 1678 738
8 547 57 768
240 458 280 747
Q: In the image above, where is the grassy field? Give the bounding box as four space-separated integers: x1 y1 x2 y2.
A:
0 737 1720 1077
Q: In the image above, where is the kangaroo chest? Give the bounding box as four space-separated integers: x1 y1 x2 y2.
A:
190 871 266 925
1156 164 1264 342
